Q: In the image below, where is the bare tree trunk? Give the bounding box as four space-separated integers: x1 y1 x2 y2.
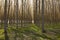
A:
33 0 40 27
8 0 10 21
14 0 19 40
21 0 24 40
42 0 45 33
34 0 37 26
4 0 9 40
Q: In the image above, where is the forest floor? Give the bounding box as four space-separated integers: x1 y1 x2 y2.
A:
0 23 60 40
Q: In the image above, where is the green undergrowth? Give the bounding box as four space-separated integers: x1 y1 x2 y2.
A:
0 23 60 40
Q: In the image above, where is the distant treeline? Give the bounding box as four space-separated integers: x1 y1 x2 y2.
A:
0 0 60 23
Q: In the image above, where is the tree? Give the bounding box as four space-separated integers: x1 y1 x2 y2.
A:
14 0 19 40
4 0 9 40
42 0 45 33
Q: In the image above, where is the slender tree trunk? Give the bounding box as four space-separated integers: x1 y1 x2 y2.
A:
42 0 45 33
4 0 9 40
14 0 19 40
21 0 24 40
8 0 10 26
34 0 37 26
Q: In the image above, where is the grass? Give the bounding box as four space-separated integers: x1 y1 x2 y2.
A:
0 23 60 40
